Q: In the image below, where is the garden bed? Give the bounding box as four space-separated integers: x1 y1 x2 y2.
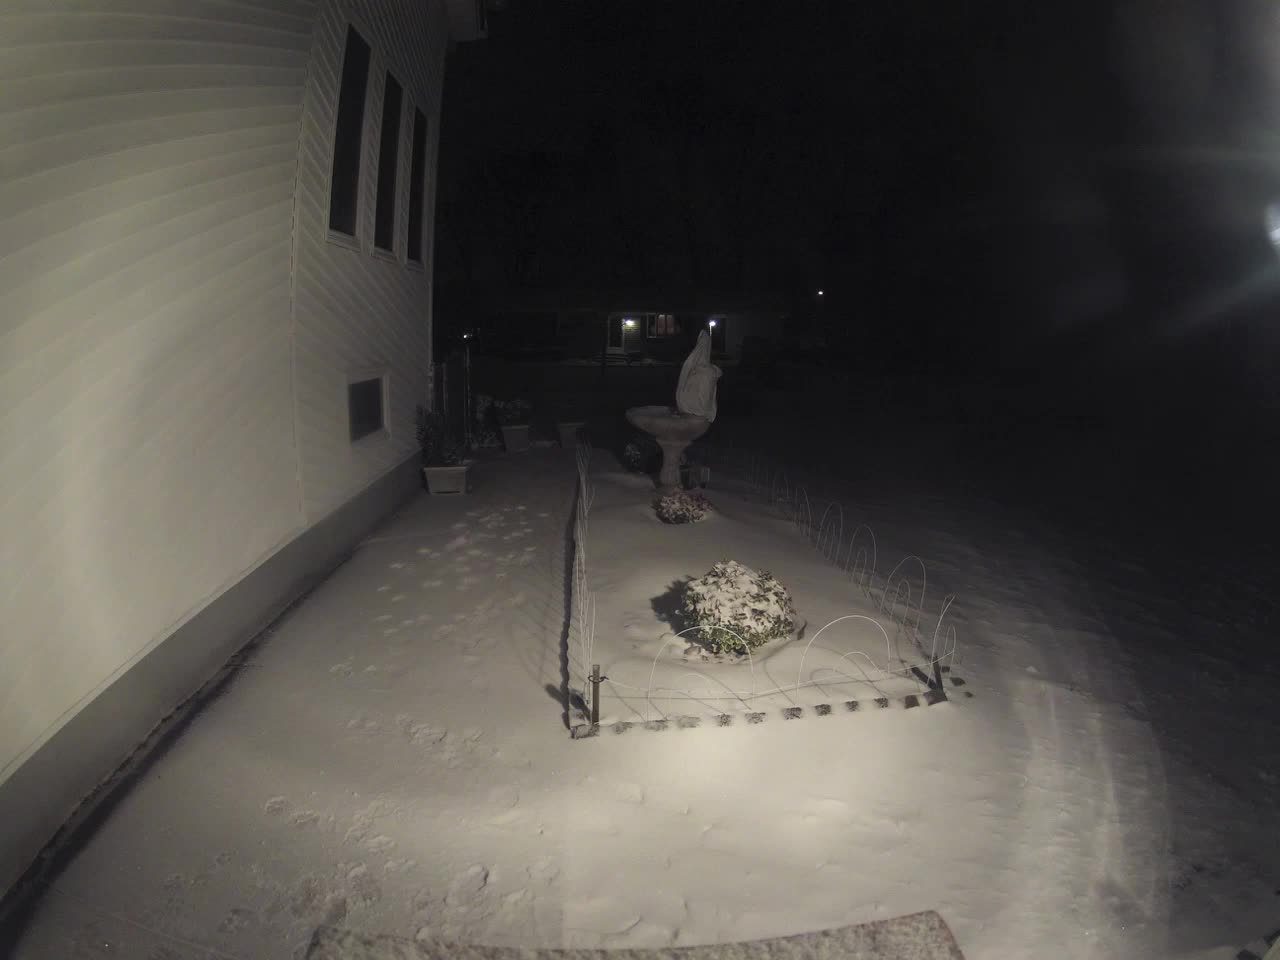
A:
584 463 933 724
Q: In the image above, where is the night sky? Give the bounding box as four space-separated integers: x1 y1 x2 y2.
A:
437 0 1280 404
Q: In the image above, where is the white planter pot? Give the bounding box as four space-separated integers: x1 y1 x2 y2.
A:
500 424 531 452
423 463 470 494
557 421 585 448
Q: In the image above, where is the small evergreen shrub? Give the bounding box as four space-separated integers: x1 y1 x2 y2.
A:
681 561 796 656
416 406 465 466
492 398 531 425
655 490 712 524
622 436 687 474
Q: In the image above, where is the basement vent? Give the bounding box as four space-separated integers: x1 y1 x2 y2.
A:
348 376 386 442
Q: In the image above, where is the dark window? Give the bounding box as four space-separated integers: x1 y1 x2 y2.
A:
709 319 727 352
647 313 678 338
348 377 385 441
329 26 371 236
374 73 403 251
407 108 428 263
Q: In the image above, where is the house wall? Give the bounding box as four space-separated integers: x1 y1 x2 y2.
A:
293 0 447 521
0 0 451 895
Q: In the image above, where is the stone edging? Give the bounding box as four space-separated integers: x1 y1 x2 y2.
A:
571 672 972 739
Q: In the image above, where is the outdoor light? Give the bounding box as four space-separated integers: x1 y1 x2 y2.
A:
623 318 636 329
708 319 718 328
817 289 824 297
462 332 471 340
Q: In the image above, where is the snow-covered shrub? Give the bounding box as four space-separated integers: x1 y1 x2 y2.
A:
472 425 502 450
681 561 796 655
492 398 531 425
622 437 657 472
622 436 687 473
655 490 712 524
470 394 503 448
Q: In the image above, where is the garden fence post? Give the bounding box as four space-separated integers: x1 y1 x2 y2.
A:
590 664 601 728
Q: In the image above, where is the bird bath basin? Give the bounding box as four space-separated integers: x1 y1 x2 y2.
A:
626 405 711 490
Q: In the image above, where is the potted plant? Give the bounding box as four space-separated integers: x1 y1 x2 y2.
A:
557 420 586 448
491 398 532 453
416 405 470 494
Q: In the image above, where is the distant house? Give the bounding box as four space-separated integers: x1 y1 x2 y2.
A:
457 288 790 365
0 0 485 894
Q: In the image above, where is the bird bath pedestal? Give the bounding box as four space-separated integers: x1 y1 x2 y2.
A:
625 405 711 491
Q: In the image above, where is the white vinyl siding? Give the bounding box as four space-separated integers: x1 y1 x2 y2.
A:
292 0 446 522
0 1 317 786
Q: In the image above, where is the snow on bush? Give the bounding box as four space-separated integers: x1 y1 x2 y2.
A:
623 436 687 474
622 437 656 472
681 560 796 655
654 490 712 524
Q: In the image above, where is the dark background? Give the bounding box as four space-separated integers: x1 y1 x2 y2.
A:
434 0 1280 519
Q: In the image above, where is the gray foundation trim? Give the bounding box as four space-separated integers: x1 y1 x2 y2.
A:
0 456 422 902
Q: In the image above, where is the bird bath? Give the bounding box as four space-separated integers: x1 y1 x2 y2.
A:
625 405 711 491
627 329 720 491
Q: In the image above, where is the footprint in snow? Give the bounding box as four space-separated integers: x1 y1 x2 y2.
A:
377 585 390 593
526 856 559 885
615 782 645 804
290 810 321 829
373 614 393 622
487 785 520 809
346 864 382 907
446 865 489 905
389 562 405 569
264 796 289 815
391 593 406 602
399 718 446 745
422 579 443 588
217 907 254 933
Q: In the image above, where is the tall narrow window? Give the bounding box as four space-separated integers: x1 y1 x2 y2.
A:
374 73 403 251
407 108 428 263
329 26 371 236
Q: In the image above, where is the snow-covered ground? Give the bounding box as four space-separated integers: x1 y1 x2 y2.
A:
5 431 1278 960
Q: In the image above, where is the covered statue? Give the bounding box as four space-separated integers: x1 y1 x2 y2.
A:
676 329 722 421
